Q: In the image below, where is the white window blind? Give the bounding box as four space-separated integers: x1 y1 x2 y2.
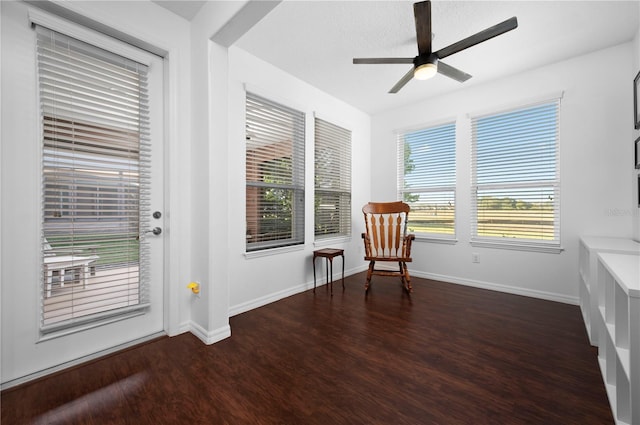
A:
397 122 456 238
471 99 561 251
315 118 351 239
245 92 305 251
37 26 151 332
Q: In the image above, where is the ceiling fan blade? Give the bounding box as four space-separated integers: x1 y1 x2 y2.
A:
389 67 415 94
413 0 432 55
437 61 472 82
434 16 518 60
353 58 414 64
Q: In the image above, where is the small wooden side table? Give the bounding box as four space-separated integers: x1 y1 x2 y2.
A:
313 248 345 295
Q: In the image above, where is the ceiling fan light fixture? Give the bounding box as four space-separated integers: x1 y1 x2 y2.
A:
414 61 437 80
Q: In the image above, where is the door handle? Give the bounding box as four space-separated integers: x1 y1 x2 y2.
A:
146 227 162 236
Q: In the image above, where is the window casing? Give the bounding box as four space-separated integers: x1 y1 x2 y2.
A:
245 93 305 252
397 122 456 239
315 118 351 240
37 26 151 332
470 99 561 252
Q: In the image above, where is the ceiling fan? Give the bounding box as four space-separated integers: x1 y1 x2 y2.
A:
353 1 518 93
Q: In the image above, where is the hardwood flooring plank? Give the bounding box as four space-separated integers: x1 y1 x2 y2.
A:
2 273 613 424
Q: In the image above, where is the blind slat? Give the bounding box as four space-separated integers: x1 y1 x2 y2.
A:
38 26 151 333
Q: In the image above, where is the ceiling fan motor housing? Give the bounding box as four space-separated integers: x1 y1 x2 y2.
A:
413 53 438 68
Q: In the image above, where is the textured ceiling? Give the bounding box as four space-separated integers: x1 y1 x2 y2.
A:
150 1 640 115
234 1 639 115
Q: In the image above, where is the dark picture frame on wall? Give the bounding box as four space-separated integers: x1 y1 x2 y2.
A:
636 137 640 169
633 71 640 130
635 70 640 129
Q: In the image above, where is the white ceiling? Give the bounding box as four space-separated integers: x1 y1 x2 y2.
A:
151 0 206 21
156 1 640 115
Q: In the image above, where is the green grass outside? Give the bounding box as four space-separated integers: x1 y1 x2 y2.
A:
46 234 140 266
408 208 555 240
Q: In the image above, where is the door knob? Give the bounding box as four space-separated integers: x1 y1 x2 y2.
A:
146 227 162 236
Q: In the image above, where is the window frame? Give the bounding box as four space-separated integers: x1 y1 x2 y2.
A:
470 97 562 253
245 92 306 253
397 120 457 242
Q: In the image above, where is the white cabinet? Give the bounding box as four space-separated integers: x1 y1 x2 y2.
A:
596 252 640 425
579 237 640 346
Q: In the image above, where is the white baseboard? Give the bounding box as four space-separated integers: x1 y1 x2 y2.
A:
188 320 231 345
227 265 577 331
228 265 368 317
361 264 576 303
176 320 191 335
411 270 579 305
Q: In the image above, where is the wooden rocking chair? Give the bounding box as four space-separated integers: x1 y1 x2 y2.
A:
361 201 415 293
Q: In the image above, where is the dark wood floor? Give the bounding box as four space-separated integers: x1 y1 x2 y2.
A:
2 272 613 424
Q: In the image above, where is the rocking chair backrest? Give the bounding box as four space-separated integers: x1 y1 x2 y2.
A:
362 201 411 259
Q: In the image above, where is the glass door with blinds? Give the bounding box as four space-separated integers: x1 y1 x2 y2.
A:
36 25 165 337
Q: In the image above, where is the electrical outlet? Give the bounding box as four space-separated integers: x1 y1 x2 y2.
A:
472 253 480 263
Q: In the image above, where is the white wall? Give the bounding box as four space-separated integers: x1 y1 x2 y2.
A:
188 0 250 343
226 47 371 314
187 3 371 337
633 8 640 242
371 42 635 303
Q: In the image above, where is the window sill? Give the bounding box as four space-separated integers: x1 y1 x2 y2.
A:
470 239 563 254
314 235 351 247
244 244 305 259
414 235 458 245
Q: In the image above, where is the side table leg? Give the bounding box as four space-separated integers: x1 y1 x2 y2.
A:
341 254 345 290
329 257 333 295
325 258 329 292
313 255 317 293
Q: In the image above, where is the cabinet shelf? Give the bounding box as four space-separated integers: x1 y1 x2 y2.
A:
579 237 640 425
579 237 640 346
594 251 640 425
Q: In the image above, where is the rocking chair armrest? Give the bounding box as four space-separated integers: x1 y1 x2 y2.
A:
404 233 415 256
361 232 372 257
